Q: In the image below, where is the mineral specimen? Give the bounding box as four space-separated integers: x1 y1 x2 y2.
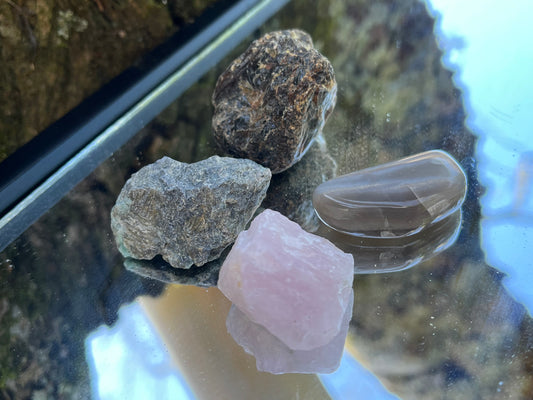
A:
312 150 467 238
212 29 337 173
226 293 353 374
111 156 271 269
218 209 354 351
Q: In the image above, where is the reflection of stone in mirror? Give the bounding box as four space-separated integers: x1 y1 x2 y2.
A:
315 210 462 273
123 250 227 287
261 139 337 232
226 292 353 375
313 150 467 238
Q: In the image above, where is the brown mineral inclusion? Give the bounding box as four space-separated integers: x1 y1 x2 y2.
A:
212 29 337 173
312 150 467 238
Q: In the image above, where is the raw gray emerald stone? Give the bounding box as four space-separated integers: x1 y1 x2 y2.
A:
111 156 271 269
312 150 467 238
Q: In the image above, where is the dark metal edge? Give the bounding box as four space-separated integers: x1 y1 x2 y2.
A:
0 0 289 252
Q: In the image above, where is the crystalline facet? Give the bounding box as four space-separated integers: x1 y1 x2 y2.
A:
218 209 354 351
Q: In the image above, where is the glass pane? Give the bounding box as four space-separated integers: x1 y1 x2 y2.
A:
1 0 532 398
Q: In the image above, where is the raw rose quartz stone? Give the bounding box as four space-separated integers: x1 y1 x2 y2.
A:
218 209 354 351
226 291 353 374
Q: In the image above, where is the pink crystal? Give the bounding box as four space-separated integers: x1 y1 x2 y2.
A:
218 209 354 351
226 291 353 374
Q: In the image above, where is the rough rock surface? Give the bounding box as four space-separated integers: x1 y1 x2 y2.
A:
226 292 353 374
111 156 271 269
212 29 337 173
313 150 467 238
218 209 354 351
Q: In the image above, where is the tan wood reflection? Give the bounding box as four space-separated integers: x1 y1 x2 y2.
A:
139 285 331 400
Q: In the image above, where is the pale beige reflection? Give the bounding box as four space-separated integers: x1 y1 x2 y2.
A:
138 285 331 400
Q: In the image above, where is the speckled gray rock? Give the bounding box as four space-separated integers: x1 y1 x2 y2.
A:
212 29 337 173
111 156 271 269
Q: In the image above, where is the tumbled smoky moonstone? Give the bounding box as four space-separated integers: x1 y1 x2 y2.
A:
312 150 467 238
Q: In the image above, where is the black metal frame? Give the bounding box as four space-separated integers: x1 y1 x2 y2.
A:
0 0 289 252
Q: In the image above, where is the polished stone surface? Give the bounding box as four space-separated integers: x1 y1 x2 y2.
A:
312 150 467 238
218 209 354 351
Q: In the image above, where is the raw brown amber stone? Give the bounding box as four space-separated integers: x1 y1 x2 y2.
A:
312 150 466 238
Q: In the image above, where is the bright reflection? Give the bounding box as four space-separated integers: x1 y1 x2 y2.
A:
319 351 400 399
425 0 533 313
85 2 533 397
85 302 193 400
86 295 400 398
